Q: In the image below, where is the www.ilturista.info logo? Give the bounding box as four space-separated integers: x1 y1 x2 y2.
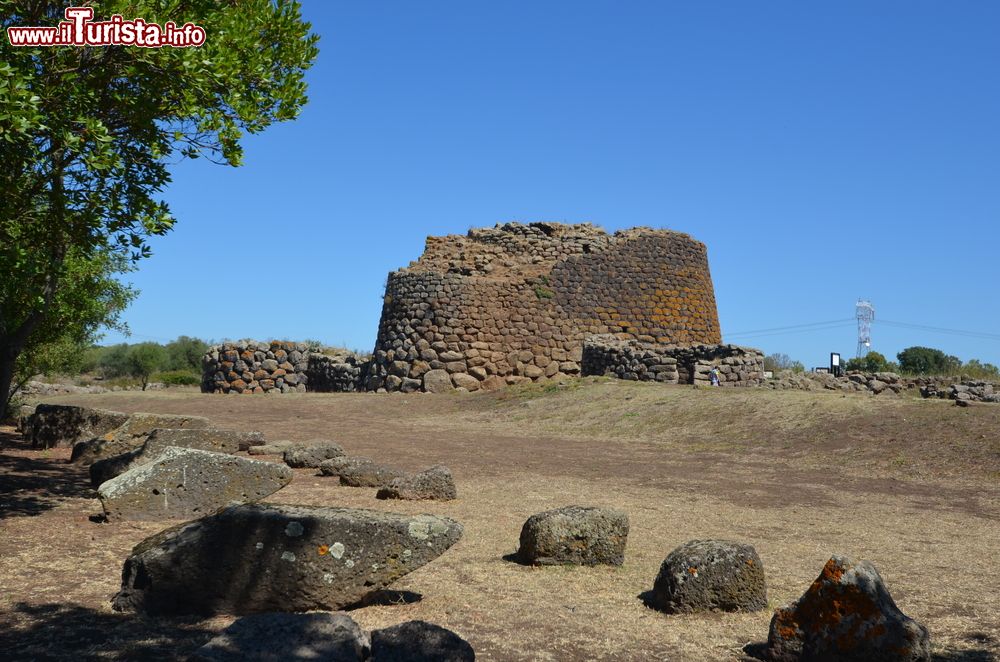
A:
7 7 205 48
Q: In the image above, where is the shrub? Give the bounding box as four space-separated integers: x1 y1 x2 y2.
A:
155 370 201 386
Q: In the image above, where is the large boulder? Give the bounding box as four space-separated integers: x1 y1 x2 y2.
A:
15 403 37 434
190 612 370 661
89 427 266 488
112 504 463 615
651 539 766 613
767 556 930 662
377 465 457 501
422 369 453 393
331 457 403 487
27 404 128 449
248 441 296 456
283 441 345 468
97 447 293 521
516 505 628 566
70 412 210 465
370 620 475 661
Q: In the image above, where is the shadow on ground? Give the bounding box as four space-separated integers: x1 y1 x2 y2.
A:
0 602 217 661
0 430 94 519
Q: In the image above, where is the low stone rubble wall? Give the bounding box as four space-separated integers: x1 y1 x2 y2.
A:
581 336 765 386
201 341 370 394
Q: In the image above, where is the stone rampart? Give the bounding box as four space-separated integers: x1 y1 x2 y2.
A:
581 336 765 386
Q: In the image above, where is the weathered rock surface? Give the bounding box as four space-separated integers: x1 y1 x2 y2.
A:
70 412 210 465
283 441 345 468
16 403 37 433
190 612 370 661
27 404 129 449
516 505 628 566
767 556 930 662
112 504 463 615
422 369 453 393
377 465 457 501
370 620 475 661
333 457 404 487
98 447 292 521
651 539 766 613
248 441 296 456
89 428 266 488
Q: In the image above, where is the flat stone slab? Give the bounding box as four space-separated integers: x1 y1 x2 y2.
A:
651 539 766 613
98 447 293 521
371 620 475 661
112 504 463 615
28 404 128 449
248 441 296 456
71 413 210 465
328 456 403 487
190 612 370 661
377 465 457 501
516 505 628 566
90 428 266 488
767 556 930 662
283 441 345 468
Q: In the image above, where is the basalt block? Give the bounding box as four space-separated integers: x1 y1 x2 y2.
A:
28 404 129 449
516 505 628 566
112 504 463 615
70 412 210 465
651 539 766 613
98 447 292 521
767 556 930 662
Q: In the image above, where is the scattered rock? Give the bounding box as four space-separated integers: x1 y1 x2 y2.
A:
283 441 346 468
516 505 628 566
98 447 292 521
89 427 266 488
27 404 128 449
15 403 37 434
112 504 463 615
70 413 211 465
371 620 475 661
248 441 295 456
335 457 404 487
190 612 370 661
377 465 458 501
767 556 930 662
651 539 766 613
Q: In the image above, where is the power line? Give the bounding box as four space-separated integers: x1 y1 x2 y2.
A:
877 320 1000 342
726 318 855 338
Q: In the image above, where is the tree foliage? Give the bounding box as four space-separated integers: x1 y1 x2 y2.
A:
0 1 318 415
896 346 961 375
844 351 892 373
126 342 167 390
763 353 805 373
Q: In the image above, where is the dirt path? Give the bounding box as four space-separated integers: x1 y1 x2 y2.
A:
1 385 997 660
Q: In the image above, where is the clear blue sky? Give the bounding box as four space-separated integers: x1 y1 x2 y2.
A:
107 1 1000 367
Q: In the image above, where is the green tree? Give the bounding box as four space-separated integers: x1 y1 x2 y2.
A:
0 1 318 416
165 335 208 372
126 342 166 391
896 346 961 375
844 351 890 373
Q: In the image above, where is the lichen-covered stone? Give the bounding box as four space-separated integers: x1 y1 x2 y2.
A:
516 505 628 566
377 465 457 501
767 556 930 662
190 612 370 661
70 413 211 465
283 441 345 468
112 504 463 615
651 539 766 613
370 620 475 661
89 427 265 488
98 447 292 521
27 404 129 449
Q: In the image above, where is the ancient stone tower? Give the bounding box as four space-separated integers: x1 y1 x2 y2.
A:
368 222 722 392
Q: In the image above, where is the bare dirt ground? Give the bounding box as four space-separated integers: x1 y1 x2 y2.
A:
1 379 998 661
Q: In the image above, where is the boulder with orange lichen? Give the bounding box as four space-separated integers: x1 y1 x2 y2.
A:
767 556 930 661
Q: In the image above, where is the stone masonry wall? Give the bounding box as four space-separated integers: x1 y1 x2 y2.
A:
201 341 369 394
581 336 765 386
368 222 722 392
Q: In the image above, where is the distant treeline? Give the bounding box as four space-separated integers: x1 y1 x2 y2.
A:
767 346 999 379
80 336 208 389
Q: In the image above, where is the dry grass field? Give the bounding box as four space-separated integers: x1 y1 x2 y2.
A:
1 379 998 660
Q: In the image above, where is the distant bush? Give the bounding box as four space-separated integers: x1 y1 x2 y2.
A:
127 343 168 391
764 353 805 373
844 351 894 373
155 370 201 386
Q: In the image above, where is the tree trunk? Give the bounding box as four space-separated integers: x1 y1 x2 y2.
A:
0 340 23 421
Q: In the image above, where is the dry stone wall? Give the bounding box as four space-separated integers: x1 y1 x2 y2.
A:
368 222 722 392
201 341 368 394
582 336 765 386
